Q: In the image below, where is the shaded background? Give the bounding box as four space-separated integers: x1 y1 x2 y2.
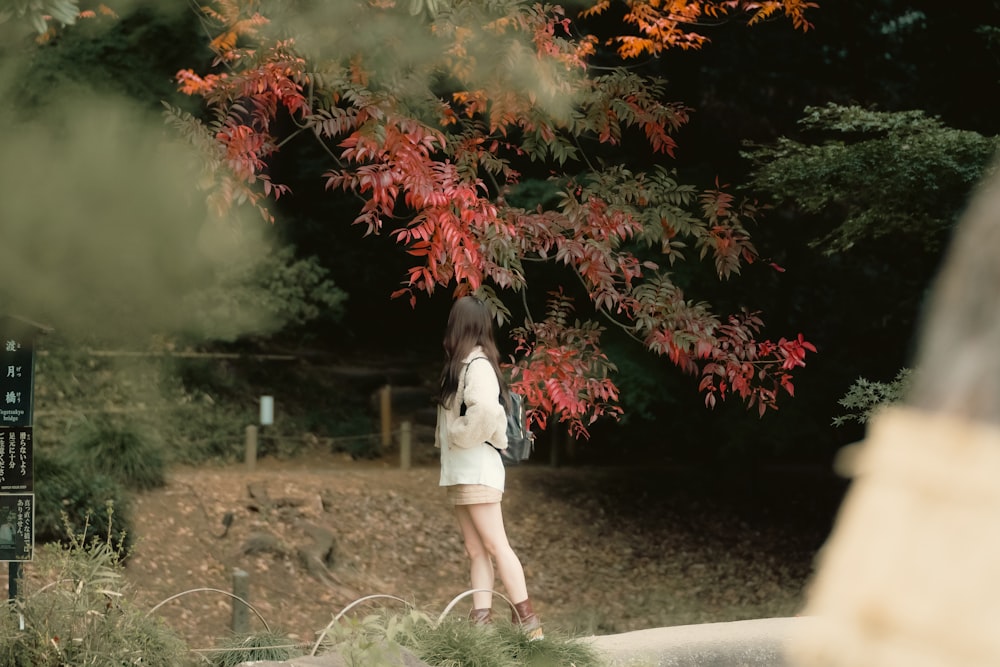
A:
2 0 998 473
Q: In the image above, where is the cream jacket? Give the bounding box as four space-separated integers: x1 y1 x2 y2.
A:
435 348 508 491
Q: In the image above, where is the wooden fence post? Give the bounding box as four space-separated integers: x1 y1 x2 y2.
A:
400 421 412 469
231 568 250 634
245 425 258 472
380 384 392 450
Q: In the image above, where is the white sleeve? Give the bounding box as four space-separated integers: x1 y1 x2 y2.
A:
448 360 506 449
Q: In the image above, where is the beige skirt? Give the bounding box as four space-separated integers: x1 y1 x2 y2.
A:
447 484 502 505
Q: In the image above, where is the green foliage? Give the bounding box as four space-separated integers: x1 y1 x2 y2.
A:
33 338 246 465
64 414 167 491
0 536 187 666
0 0 78 35
401 613 601 667
157 356 265 463
405 616 517 667
33 448 132 551
208 631 303 666
169 403 255 463
304 609 603 667
33 336 167 415
181 244 348 344
3 3 205 111
34 335 383 468
317 613 417 667
504 178 564 212
601 336 681 426
744 104 1000 255
742 104 997 430
167 353 382 462
833 368 913 427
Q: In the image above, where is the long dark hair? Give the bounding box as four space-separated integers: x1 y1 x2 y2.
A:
438 296 509 407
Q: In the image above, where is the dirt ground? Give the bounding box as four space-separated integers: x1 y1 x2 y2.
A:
122 451 840 653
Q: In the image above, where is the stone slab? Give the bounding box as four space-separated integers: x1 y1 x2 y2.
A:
583 616 814 667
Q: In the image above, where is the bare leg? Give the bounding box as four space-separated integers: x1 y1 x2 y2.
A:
454 504 496 610
464 502 529 603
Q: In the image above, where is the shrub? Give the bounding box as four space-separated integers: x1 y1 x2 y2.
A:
64 414 167 491
180 245 347 343
33 448 132 552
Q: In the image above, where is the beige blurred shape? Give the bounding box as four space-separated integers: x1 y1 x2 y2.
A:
788 158 1000 667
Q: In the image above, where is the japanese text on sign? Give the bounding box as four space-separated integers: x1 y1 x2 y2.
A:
0 337 31 427
0 428 33 492
0 493 33 561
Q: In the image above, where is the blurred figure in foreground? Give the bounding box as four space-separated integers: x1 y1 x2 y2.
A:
789 158 1000 667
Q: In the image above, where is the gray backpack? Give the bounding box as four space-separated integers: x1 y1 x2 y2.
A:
498 391 533 466
461 358 534 466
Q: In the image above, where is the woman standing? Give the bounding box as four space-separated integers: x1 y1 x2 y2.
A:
435 296 543 639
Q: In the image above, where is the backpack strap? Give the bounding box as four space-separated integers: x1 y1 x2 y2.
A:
464 357 489 375
463 357 507 405
461 357 510 453
460 357 489 414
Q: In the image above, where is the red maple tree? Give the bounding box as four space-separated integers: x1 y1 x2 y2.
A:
165 0 817 437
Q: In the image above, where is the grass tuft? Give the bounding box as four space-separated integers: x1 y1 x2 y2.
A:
207 630 304 666
379 612 604 667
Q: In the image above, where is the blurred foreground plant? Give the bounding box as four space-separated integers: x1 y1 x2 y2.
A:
0 517 187 666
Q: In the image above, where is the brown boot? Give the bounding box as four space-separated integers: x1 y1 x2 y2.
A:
511 598 544 640
469 607 493 626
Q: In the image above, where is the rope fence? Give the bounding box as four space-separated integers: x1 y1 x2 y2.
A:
241 422 421 470
34 383 433 469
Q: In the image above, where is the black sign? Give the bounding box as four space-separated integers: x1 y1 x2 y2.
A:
0 316 45 565
0 333 33 428
0 494 33 562
0 428 32 492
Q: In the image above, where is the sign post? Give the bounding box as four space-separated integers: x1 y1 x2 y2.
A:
1 315 49 600
259 395 274 427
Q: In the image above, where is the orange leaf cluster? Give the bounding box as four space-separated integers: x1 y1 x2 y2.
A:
174 32 308 222
581 0 816 58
